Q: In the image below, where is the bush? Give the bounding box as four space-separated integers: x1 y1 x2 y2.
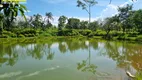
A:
39 32 51 37
2 31 17 38
136 35 142 41
58 29 80 36
20 29 37 35
125 37 136 41
0 34 9 38
88 32 95 37
117 34 128 40
46 29 58 36
24 34 35 37
94 30 106 36
128 32 138 37
72 30 80 36
17 34 25 38
9 33 17 37
110 31 122 36
79 29 92 36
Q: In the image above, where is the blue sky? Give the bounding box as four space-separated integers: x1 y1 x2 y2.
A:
24 0 141 25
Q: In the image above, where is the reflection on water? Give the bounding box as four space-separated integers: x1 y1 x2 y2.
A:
77 42 97 74
0 38 142 80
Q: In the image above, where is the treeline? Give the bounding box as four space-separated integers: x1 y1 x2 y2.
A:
0 4 142 41
0 11 100 38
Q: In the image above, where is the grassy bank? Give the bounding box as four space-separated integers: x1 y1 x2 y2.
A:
0 29 142 42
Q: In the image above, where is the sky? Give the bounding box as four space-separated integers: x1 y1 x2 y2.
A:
23 0 142 25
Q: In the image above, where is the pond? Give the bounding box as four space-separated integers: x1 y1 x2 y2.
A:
0 38 142 80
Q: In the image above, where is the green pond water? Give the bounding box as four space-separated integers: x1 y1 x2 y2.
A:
0 38 142 80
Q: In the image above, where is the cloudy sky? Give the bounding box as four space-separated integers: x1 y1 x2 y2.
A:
24 0 141 25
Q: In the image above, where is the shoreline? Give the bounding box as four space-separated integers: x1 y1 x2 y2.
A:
0 36 141 44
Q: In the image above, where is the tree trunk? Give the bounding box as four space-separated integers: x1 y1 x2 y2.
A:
0 20 3 35
89 5 91 24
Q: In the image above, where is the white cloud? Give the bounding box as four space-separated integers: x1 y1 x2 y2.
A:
100 4 118 19
119 2 129 7
97 0 138 20
96 0 129 7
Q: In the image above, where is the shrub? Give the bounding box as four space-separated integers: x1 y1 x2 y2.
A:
39 32 51 37
24 34 35 37
9 33 17 37
46 29 58 36
72 30 80 36
110 31 122 36
117 34 128 40
2 31 17 38
79 29 92 36
88 32 95 37
128 32 138 37
58 29 80 36
94 30 106 36
18 34 25 38
20 29 37 35
136 35 142 41
0 34 9 38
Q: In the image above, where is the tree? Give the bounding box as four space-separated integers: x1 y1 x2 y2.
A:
44 12 54 28
118 4 133 33
58 15 67 30
0 13 4 35
0 2 27 30
88 21 99 31
102 17 116 39
80 21 88 29
31 14 43 29
17 16 34 29
66 18 80 29
77 0 97 23
132 9 142 33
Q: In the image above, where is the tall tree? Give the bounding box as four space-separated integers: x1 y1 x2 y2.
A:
45 12 54 28
0 13 4 35
132 9 142 33
118 4 133 33
102 17 116 39
58 15 67 30
31 14 43 29
77 0 97 23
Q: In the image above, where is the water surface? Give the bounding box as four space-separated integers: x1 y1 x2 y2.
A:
0 38 142 80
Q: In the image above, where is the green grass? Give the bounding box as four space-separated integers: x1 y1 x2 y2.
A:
1 29 142 42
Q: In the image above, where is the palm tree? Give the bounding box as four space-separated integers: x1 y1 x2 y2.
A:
0 2 27 30
45 12 54 24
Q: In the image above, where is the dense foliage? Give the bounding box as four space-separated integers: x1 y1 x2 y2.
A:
0 4 142 41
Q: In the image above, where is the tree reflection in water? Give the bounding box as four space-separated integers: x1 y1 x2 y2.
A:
77 41 97 74
0 43 18 66
26 43 55 60
0 38 142 79
102 41 142 79
77 59 97 74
